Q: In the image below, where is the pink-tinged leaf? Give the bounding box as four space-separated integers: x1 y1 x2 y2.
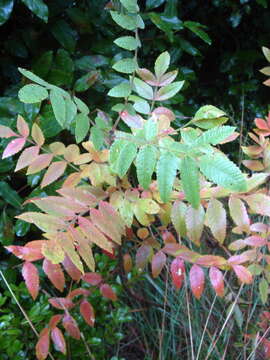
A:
137 68 157 86
219 132 239 144
17 115 29 137
2 137 26 159
100 283 117 301
232 265 253 284
58 232 84 274
78 216 114 253
250 222 269 233
206 199 226 244
82 272 102 286
0 125 18 138
43 259 65 292
152 251 166 278
158 70 178 86
62 172 82 187
120 110 143 129
51 327 66 354
244 194 270 217
57 187 97 207
62 256 82 281
22 261 39 300
15 145 40 171
68 288 90 299
189 264 205 299
80 300 95 327
27 154 53 175
228 253 251 265
135 244 152 270
152 107 175 122
209 267 224 297
36 328 50 360
41 161 67 188
255 118 269 130
170 257 185 290
48 297 75 310
32 123 45 146
62 315 80 340
228 196 250 231
5 240 45 261
185 205 205 246
243 236 267 247
162 230 177 244
242 160 264 171
262 338 270 358
99 201 125 234
49 315 63 329
196 255 227 267
228 239 247 251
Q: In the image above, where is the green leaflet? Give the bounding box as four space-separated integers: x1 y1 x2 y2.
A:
154 51 170 79
18 67 50 87
199 153 247 192
133 77 153 100
50 88 66 127
21 0 48 22
144 118 158 141
18 84 48 104
157 152 178 202
91 126 104 151
113 58 137 74
155 81 185 101
115 142 137 178
74 96 89 115
181 156 200 208
114 36 140 51
75 113 89 143
110 11 137 30
136 145 157 189
108 82 131 98
171 200 187 237
262 46 270 62
119 0 139 13
259 278 268 304
193 126 236 146
192 105 228 129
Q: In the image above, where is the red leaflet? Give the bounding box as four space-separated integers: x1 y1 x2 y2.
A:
196 255 227 268
0 125 18 138
17 115 29 137
209 267 224 297
62 315 80 340
170 257 185 290
42 259 65 292
189 264 205 299
232 265 253 284
100 283 117 301
80 300 95 327
51 327 66 354
49 315 63 329
22 261 39 300
62 256 82 281
82 272 102 286
152 251 166 278
15 145 40 171
36 328 50 360
5 240 45 261
68 288 90 299
48 297 75 310
41 161 67 188
2 137 26 159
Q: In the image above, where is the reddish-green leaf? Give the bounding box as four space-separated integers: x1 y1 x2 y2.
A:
17 115 29 137
136 244 152 270
196 255 227 267
58 232 84 274
48 297 75 310
15 145 40 172
62 315 80 340
100 283 117 301
51 327 66 354
41 161 67 188
228 196 250 231
171 200 187 237
90 208 121 245
62 256 82 281
189 264 205 299
82 272 102 286
22 261 39 300
43 259 65 292
2 137 26 159
57 187 97 207
152 251 166 278
26 153 53 175
36 328 50 360
209 266 224 297
49 315 63 329
80 300 95 327
232 265 253 284
206 198 226 244
16 212 65 232
170 257 185 289
5 240 45 261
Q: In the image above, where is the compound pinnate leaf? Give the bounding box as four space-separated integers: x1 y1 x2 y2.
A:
136 145 157 189
152 251 166 278
209 266 224 297
157 152 178 203
80 300 95 327
22 261 39 300
19 84 48 104
2 137 26 159
170 257 185 289
189 264 205 299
